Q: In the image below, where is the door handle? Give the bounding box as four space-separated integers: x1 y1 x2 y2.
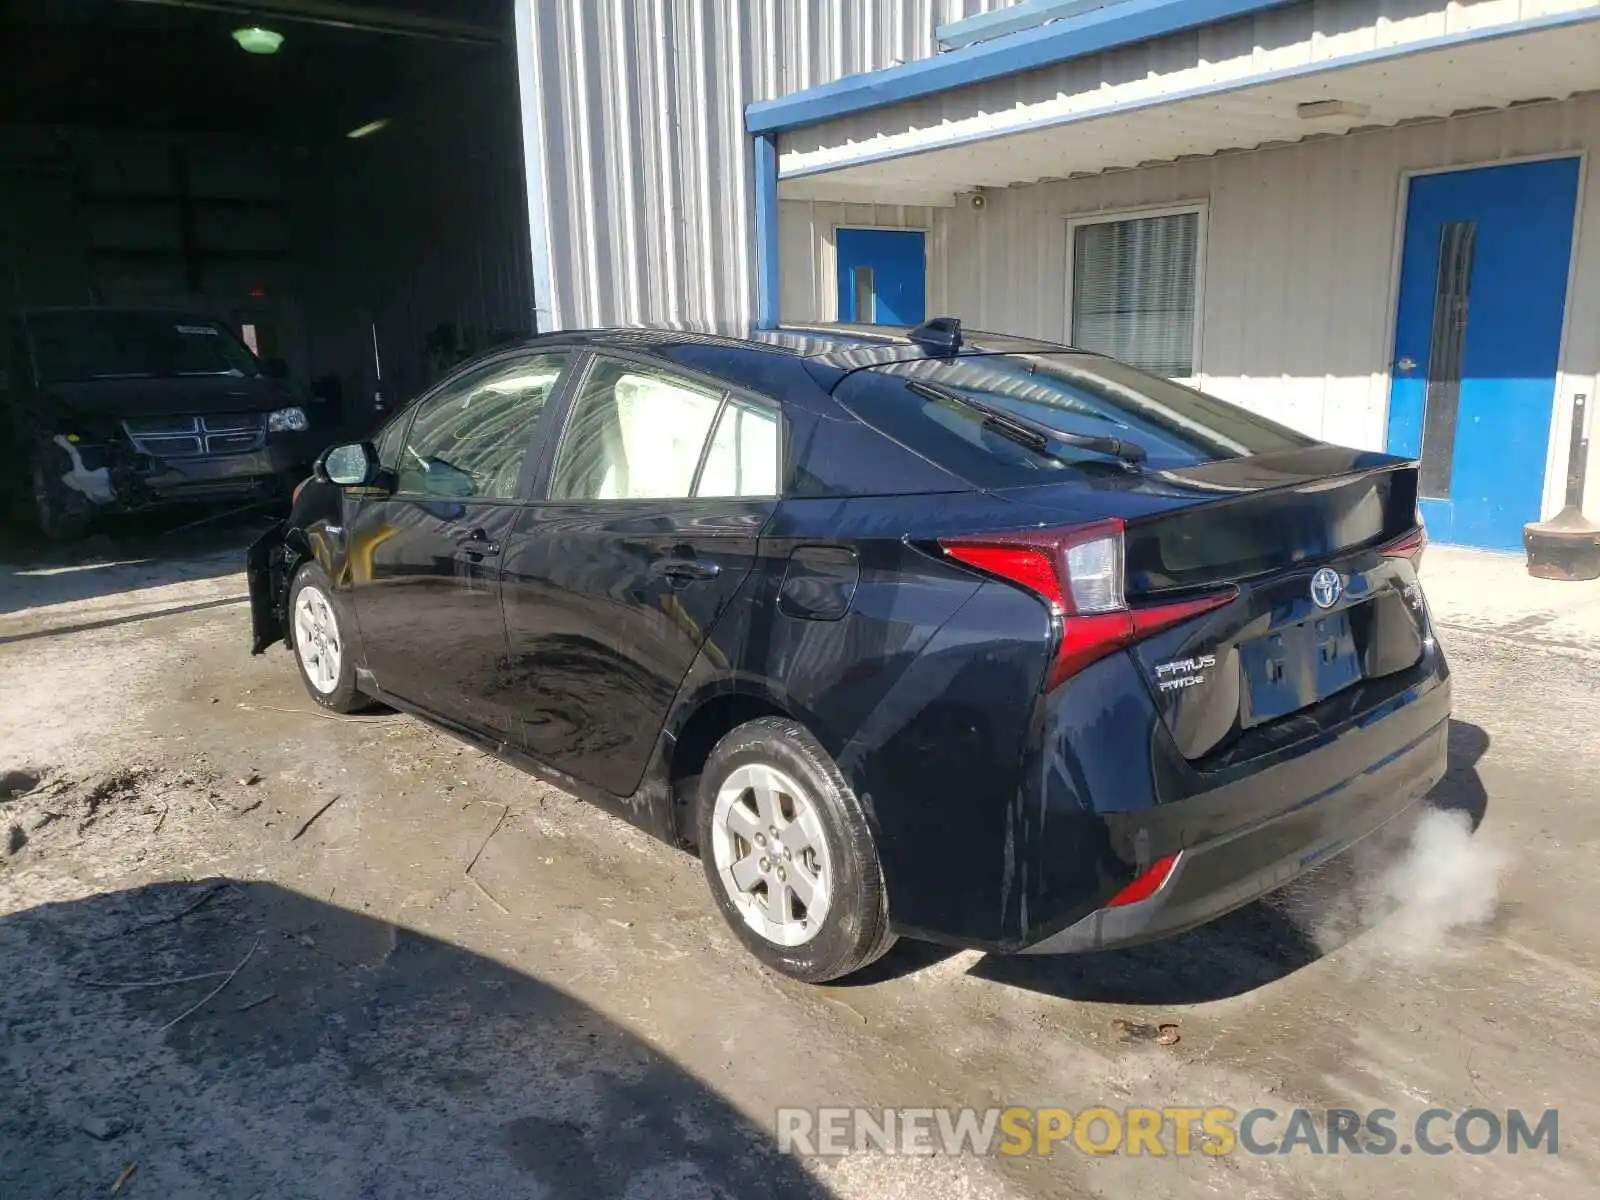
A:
454 528 501 557
651 557 720 584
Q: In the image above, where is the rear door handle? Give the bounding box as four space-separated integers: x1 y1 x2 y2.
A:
651 558 720 583
454 528 501 557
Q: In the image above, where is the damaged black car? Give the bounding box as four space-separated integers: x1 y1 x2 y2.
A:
1 307 320 539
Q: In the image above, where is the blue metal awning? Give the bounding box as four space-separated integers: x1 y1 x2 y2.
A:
745 0 1298 135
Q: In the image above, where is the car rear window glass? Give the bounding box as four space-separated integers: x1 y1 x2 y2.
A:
833 353 1315 486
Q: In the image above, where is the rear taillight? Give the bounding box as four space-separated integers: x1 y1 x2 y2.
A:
940 520 1234 690
1379 523 1427 569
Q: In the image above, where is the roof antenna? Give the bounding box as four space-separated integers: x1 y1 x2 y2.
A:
909 316 962 356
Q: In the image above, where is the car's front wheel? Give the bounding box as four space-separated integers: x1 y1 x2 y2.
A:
31 452 91 543
697 717 896 982
287 561 370 713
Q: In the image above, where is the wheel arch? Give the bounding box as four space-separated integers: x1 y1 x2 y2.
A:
664 679 836 849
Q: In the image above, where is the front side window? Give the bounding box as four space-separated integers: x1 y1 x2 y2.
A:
1070 210 1200 377
396 353 566 500
373 410 411 472
549 359 727 501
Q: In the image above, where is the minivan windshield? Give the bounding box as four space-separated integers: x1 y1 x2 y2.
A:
25 310 261 384
834 352 1315 485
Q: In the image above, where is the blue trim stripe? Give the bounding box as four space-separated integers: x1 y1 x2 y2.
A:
753 134 781 330
746 0 1296 134
776 7 1600 179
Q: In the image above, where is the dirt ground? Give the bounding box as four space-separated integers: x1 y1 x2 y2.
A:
2 525 1598 1199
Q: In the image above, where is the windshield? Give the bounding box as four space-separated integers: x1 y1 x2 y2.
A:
835 352 1315 486
25 311 261 384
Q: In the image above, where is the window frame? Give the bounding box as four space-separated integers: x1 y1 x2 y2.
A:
1063 202 1207 382
384 347 574 505
532 349 785 506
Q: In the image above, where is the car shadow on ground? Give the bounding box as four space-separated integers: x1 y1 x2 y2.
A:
860 720 1491 1006
0 879 829 1200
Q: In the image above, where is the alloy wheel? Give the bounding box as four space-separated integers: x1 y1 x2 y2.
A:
293 584 343 694
711 763 834 947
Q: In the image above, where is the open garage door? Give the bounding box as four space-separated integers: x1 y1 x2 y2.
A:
0 0 533 446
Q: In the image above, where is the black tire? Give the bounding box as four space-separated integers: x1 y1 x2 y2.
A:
697 717 896 983
286 560 372 713
31 453 91 543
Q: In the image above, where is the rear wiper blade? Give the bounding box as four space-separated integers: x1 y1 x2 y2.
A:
906 381 1147 466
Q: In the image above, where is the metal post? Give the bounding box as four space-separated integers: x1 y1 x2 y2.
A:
753 134 780 330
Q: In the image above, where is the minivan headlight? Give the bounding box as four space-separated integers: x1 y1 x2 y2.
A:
267 406 308 432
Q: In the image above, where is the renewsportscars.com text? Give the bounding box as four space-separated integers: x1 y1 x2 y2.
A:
776 1106 1558 1158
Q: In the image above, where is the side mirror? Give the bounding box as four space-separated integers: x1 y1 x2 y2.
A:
262 356 290 380
321 441 382 487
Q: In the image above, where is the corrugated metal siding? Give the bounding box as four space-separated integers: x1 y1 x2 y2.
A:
516 0 1023 330
779 0 1600 179
0 128 288 311
823 96 1600 517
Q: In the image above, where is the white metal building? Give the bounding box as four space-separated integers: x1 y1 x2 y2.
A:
514 0 1600 551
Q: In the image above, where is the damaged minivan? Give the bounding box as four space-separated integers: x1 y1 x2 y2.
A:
1 307 319 539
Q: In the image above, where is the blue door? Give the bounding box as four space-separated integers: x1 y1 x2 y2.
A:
835 228 926 325
1386 159 1579 550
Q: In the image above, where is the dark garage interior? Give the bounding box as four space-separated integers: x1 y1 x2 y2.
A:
0 0 533 446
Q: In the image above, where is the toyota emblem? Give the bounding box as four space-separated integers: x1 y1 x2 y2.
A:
1310 567 1343 609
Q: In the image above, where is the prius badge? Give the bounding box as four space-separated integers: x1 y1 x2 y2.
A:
1310 567 1343 609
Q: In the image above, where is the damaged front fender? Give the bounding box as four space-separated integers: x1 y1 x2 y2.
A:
49 434 118 505
247 520 295 654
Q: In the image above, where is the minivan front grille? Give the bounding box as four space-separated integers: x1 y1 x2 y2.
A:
123 413 265 458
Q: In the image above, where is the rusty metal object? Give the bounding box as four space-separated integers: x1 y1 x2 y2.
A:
1525 393 1600 581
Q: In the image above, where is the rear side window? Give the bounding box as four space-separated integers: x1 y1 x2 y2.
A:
834 353 1315 487
698 397 779 498
548 357 780 501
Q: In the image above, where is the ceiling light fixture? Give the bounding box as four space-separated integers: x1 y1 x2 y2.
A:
346 119 392 139
232 26 285 55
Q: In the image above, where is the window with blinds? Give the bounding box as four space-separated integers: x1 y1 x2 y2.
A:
1070 211 1200 377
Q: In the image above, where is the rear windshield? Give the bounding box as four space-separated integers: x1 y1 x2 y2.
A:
832 353 1315 486
25 311 260 385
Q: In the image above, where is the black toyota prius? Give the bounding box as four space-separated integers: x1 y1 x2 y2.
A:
247 320 1448 983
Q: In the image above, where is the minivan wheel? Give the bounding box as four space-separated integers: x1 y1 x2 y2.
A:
697 717 896 983
287 561 370 713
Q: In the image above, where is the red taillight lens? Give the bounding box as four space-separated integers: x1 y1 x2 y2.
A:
1379 524 1427 569
1104 854 1177 908
939 545 1065 611
941 521 1234 690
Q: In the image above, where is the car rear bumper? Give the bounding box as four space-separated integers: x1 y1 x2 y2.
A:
1019 711 1448 953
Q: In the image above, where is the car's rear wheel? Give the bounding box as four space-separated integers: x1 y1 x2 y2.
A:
287 561 370 713
697 717 896 982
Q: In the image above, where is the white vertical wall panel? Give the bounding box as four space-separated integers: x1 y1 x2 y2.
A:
780 97 1600 517
517 0 1024 330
